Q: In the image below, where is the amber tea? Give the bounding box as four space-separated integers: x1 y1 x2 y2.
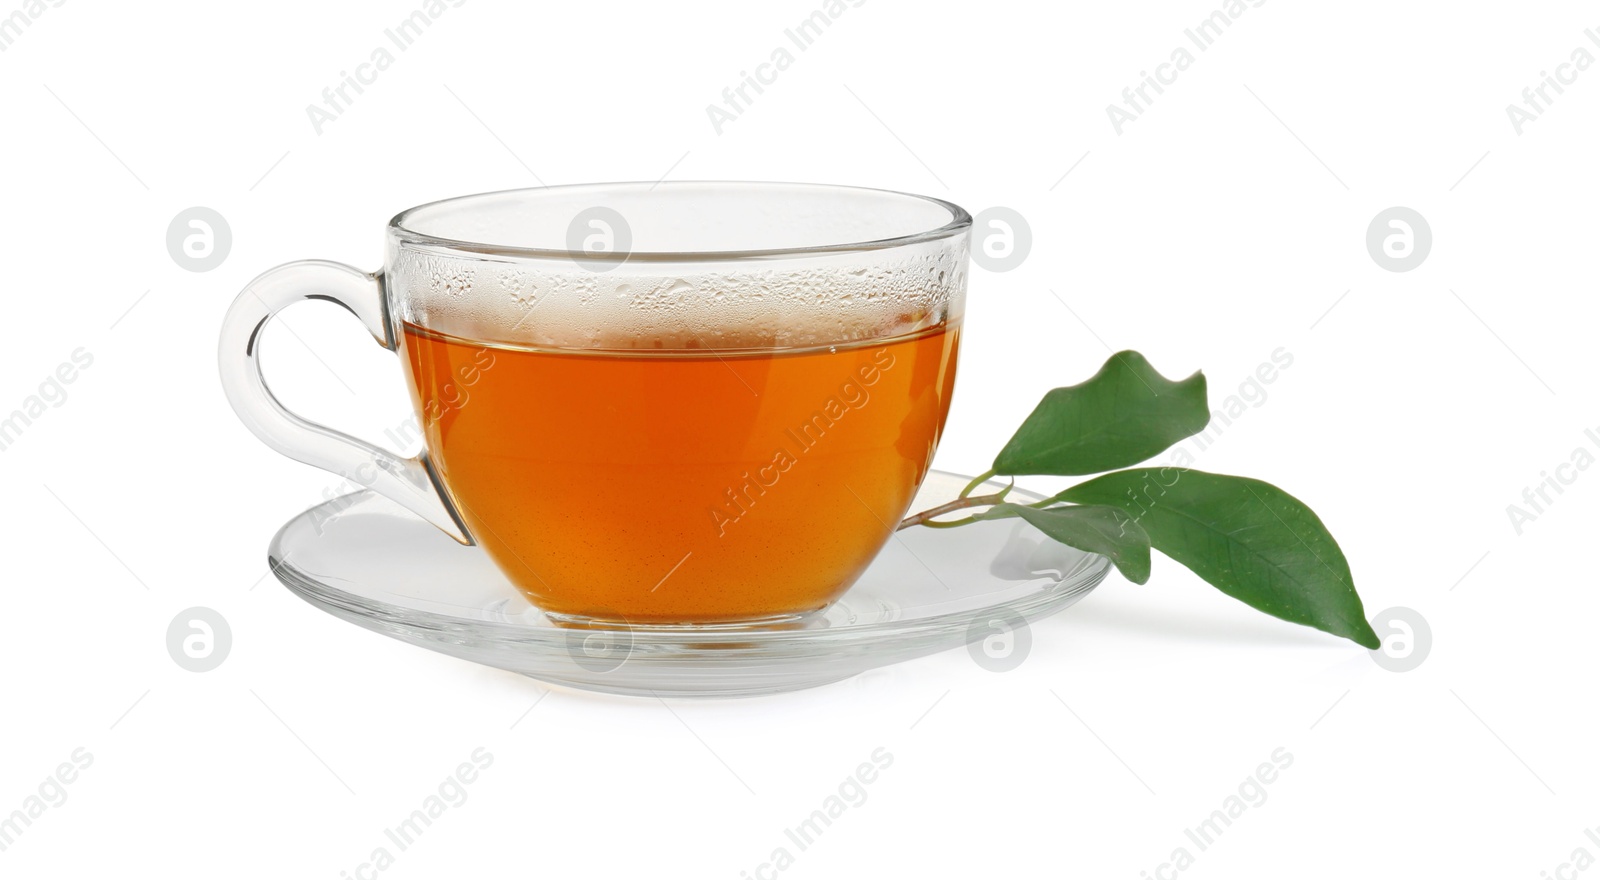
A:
401 322 961 623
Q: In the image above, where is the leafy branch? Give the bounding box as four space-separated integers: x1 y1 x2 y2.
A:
898 350 1380 649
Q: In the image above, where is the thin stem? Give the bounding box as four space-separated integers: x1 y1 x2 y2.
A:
918 515 984 528
897 489 1008 531
957 468 998 499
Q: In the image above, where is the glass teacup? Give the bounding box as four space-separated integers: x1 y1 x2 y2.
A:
220 182 971 626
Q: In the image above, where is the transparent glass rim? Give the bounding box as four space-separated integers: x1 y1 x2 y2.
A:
386 181 972 263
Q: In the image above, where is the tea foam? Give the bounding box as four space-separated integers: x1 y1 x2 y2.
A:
389 239 968 351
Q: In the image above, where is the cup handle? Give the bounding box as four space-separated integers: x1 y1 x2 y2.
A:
218 259 473 544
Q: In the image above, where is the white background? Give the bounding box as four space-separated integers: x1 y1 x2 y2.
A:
2 1 1596 876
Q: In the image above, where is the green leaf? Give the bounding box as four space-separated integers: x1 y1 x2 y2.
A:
992 351 1209 477
976 503 1152 584
1058 469 1380 648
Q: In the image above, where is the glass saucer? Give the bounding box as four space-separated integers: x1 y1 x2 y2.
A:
267 471 1110 697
